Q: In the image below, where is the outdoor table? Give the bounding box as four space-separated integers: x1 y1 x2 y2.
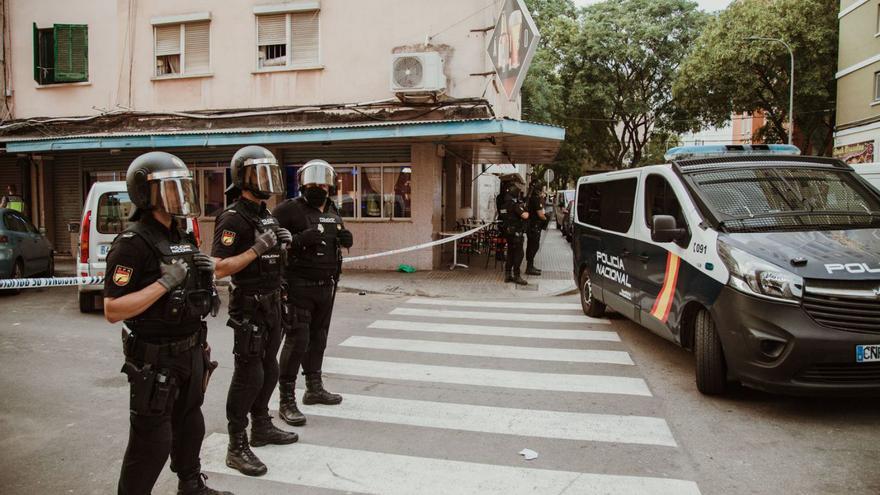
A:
439 231 469 270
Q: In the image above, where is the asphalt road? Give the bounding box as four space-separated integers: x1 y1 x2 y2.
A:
0 286 877 494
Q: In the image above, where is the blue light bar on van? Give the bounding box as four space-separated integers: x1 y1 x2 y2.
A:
664 144 801 162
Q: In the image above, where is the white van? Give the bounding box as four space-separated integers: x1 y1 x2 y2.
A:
77 181 200 312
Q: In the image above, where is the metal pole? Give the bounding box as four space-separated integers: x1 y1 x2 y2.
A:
745 37 794 145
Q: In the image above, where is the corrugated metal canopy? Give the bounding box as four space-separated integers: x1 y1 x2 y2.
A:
2 118 565 164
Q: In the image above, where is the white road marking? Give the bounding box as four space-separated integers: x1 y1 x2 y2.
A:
390 307 608 324
341 336 633 365
323 357 652 396
269 392 675 447
201 434 700 495
406 297 584 311
369 319 621 341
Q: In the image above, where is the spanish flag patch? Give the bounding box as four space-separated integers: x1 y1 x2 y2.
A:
650 252 680 323
221 230 236 246
112 266 133 286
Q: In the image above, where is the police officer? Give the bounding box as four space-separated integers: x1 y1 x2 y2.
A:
104 152 231 495
212 146 298 477
525 178 547 276
0 184 26 215
498 179 529 285
273 159 353 426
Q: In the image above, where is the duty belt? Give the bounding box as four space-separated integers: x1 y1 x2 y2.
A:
288 277 335 287
122 324 205 364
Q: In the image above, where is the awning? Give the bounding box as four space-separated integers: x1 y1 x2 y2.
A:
2 118 565 164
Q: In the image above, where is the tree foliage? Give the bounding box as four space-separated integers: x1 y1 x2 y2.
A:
672 0 838 155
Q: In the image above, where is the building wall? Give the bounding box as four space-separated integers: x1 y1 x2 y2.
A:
9 0 521 119
836 0 880 128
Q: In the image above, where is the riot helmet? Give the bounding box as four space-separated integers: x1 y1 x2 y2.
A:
126 151 200 219
297 159 337 208
229 146 285 200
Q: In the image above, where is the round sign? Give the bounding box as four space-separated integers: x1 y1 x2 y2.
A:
543 169 555 184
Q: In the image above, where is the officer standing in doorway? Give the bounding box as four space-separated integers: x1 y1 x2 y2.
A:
273 159 353 426
498 178 529 285
212 146 298 477
525 178 547 276
104 152 231 495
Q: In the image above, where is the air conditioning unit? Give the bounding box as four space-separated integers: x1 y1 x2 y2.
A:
390 52 446 95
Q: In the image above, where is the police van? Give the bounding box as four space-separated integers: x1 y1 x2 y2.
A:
571 144 880 395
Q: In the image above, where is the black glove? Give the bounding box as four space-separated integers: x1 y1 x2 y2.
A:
337 228 353 249
275 227 293 246
192 252 215 275
251 230 278 256
295 227 323 248
157 259 188 291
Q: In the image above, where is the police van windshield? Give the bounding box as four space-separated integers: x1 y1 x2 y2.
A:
689 167 880 232
97 192 134 234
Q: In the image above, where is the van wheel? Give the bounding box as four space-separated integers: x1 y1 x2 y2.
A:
579 269 605 318
79 292 96 313
695 309 727 395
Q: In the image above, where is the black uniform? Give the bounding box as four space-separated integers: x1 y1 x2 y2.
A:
273 196 343 385
525 190 544 267
105 216 214 495
499 191 527 277
212 198 284 434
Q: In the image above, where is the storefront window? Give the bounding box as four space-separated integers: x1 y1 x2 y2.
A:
334 167 356 217
203 169 227 217
330 164 411 220
384 166 412 218
361 167 382 218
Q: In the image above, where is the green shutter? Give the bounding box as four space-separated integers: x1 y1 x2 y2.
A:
53 24 88 82
32 23 39 82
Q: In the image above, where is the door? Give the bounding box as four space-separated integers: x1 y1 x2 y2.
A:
22 215 51 273
577 177 639 320
4 212 36 275
632 172 691 341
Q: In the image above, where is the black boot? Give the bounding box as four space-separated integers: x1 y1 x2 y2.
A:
226 431 267 477
504 270 514 283
250 415 299 446
278 380 307 426
177 473 234 495
302 372 343 405
512 271 528 285
525 264 542 276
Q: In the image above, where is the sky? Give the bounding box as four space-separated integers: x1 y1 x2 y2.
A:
573 0 733 12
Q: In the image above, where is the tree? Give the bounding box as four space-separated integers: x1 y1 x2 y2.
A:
672 0 838 155
560 0 708 168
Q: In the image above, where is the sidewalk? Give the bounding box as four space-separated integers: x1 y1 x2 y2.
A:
54 225 578 298
337 224 576 298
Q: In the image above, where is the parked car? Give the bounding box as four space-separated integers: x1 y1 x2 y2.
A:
572 144 880 396
77 181 201 312
0 208 54 288
555 189 575 229
561 199 574 242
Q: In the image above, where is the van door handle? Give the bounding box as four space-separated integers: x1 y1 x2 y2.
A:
638 254 650 262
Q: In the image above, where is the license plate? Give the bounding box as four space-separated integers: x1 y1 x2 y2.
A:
856 345 880 363
99 244 111 256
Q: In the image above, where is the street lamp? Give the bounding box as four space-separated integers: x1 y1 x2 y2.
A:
745 36 794 145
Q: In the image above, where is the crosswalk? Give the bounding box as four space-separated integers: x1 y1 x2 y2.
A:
201 295 700 494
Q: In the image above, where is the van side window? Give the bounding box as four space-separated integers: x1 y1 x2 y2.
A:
577 178 637 233
645 174 687 229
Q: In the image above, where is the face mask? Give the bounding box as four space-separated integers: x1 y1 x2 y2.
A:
303 186 328 208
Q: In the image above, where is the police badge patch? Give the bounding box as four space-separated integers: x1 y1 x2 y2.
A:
113 266 133 286
221 230 236 246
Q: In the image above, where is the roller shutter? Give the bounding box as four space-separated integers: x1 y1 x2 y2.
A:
52 155 81 254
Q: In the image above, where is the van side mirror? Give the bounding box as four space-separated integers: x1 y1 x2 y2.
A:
652 215 687 243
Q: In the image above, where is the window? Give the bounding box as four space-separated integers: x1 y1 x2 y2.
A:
32 23 88 84
331 165 412 219
154 21 210 77
460 164 473 208
4 212 27 233
644 174 687 230
874 71 880 102
256 11 319 69
576 178 637 233
96 192 134 234
201 169 228 217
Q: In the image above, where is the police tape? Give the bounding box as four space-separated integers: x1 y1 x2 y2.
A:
0 223 493 290
0 276 104 290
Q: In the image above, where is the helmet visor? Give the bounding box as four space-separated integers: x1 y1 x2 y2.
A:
149 177 201 218
243 162 285 195
299 163 336 187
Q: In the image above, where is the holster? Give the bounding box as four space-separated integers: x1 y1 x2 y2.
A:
121 360 177 417
229 317 266 360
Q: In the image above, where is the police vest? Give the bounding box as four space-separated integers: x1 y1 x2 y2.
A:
226 201 284 291
4 194 24 213
499 195 525 232
287 197 342 277
122 221 212 330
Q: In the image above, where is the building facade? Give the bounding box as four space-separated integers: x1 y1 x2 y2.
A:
834 0 880 165
0 0 563 270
